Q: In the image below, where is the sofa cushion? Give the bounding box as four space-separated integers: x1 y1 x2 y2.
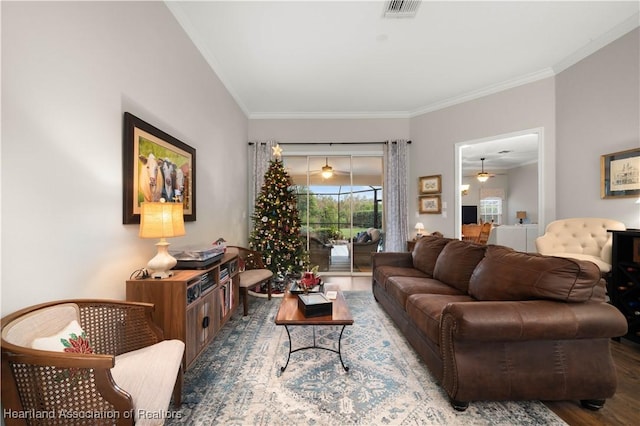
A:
406 294 474 346
369 228 381 242
356 232 371 243
412 235 453 277
386 276 464 309
373 266 429 290
433 240 487 293
111 339 184 426
469 245 602 302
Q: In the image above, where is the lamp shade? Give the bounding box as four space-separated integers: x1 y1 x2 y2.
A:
139 201 185 239
516 211 527 219
415 222 425 231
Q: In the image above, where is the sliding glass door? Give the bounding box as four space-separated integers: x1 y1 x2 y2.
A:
284 155 383 274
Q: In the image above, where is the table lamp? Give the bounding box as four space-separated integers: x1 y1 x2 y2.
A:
516 211 527 225
415 222 425 238
139 200 185 279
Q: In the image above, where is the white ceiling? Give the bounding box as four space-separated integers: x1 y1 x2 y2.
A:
167 1 639 119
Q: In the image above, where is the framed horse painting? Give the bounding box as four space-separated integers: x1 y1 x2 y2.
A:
122 112 196 224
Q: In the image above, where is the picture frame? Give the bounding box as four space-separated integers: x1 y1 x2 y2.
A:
123 112 196 224
601 147 640 199
419 195 441 214
419 175 442 194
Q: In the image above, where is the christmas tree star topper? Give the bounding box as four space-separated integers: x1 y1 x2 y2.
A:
272 143 283 158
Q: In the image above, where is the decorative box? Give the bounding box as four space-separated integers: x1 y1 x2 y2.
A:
297 293 333 317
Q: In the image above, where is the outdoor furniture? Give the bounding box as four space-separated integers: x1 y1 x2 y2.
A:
308 237 333 271
352 228 382 269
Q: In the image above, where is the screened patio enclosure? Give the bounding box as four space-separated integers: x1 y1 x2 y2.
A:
283 155 383 274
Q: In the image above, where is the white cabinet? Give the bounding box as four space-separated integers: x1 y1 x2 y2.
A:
487 225 538 252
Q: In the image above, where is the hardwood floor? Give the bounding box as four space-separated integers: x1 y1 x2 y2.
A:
326 275 640 425
543 338 639 426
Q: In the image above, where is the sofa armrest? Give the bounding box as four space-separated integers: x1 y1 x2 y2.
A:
441 300 628 342
372 252 413 270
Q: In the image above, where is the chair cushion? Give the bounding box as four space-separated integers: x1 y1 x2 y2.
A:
111 339 185 426
2 303 80 347
239 269 273 288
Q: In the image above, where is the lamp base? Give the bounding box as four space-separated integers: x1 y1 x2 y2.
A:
147 239 177 280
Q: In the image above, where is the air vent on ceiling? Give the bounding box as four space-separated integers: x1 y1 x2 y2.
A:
384 0 421 18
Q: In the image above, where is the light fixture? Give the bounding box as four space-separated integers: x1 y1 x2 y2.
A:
477 158 490 182
321 157 334 179
139 199 185 279
516 211 527 224
461 184 470 196
415 222 425 237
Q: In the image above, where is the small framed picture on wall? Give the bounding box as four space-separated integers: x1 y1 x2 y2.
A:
600 147 640 199
419 195 441 214
419 175 442 194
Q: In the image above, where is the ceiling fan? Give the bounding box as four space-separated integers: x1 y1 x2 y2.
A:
476 158 495 182
311 158 349 179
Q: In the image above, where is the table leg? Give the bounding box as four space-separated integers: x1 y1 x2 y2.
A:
279 325 349 373
280 325 293 372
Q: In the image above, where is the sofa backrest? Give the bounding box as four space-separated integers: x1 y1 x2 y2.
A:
433 240 487 293
469 245 603 302
412 235 452 276
535 217 625 264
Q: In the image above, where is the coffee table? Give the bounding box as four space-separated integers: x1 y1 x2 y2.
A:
275 283 354 372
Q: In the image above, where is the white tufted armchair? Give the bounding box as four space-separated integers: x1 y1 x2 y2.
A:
535 217 626 274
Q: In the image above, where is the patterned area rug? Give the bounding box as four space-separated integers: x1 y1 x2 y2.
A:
167 292 566 425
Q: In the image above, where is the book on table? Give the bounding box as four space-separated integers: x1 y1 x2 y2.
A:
297 293 333 317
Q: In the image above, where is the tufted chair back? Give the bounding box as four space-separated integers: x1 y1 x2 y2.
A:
535 217 625 273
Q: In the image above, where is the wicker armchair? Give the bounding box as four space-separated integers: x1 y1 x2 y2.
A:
1 299 184 426
227 246 274 316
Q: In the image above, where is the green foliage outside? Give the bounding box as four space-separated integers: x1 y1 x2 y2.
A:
295 186 382 243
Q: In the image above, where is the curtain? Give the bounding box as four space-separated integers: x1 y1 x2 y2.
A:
248 140 278 220
383 140 409 252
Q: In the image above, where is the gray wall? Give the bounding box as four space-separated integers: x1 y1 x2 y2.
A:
410 77 556 237
556 28 640 226
1 2 248 314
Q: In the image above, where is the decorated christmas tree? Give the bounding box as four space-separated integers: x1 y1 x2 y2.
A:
249 156 307 277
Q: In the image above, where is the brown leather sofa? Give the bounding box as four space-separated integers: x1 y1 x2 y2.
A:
372 235 627 411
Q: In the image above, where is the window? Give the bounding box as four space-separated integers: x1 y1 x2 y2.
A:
479 197 502 224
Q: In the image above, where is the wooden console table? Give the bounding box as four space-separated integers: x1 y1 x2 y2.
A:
126 252 240 369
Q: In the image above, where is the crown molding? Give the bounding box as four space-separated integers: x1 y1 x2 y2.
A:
166 2 251 118
248 111 412 120
553 12 639 74
408 68 555 118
